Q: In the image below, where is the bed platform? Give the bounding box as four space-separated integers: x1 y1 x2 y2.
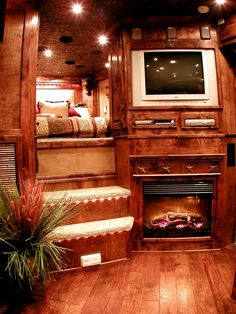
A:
37 137 116 190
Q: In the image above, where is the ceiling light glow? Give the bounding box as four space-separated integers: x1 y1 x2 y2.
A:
72 3 82 14
98 35 108 45
44 49 53 58
31 16 38 26
105 62 110 68
215 0 225 4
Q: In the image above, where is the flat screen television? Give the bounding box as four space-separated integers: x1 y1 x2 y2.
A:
131 49 218 107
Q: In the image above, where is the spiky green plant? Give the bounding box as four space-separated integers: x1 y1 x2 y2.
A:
0 180 83 292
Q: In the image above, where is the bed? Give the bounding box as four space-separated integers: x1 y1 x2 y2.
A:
36 100 109 138
36 116 109 138
35 99 115 189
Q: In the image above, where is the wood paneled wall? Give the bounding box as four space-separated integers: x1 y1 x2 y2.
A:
0 10 24 129
109 18 236 248
0 3 39 181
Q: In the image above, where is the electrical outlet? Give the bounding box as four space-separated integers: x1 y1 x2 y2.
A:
80 253 101 267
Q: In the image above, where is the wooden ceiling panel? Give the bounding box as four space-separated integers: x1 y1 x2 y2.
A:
37 0 236 80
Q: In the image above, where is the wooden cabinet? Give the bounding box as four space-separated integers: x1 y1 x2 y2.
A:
219 15 236 43
219 15 236 68
231 270 236 301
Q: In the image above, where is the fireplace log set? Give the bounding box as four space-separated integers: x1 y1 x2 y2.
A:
144 211 210 238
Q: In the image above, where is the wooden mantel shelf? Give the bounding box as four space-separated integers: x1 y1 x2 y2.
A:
130 154 225 177
130 154 225 160
37 137 115 149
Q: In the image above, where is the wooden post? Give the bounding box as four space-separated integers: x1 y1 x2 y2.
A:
231 270 236 301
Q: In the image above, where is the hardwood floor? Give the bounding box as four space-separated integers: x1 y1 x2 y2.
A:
9 249 236 314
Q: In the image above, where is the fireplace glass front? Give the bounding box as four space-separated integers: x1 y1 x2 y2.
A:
143 181 213 238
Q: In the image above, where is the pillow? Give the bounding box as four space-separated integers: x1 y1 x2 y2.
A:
36 103 40 114
45 100 70 105
36 113 62 118
68 107 81 117
72 107 90 118
74 102 87 107
36 117 49 137
38 101 69 118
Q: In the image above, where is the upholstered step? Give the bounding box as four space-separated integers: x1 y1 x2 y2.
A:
50 216 134 241
44 186 131 223
44 185 130 202
49 216 134 269
51 216 134 241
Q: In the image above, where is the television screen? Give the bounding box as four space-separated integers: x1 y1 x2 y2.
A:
144 51 205 95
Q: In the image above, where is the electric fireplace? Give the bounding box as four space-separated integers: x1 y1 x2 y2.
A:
130 154 225 249
143 181 214 239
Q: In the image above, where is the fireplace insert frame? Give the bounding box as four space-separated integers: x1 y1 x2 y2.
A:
138 176 217 244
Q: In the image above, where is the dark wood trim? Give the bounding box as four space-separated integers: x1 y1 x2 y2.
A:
232 271 236 301
128 106 222 111
115 134 226 139
131 39 218 50
20 8 39 181
0 0 7 42
37 137 115 149
133 173 221 177
143 236 212 243
37 173 116 183
130 153 225 159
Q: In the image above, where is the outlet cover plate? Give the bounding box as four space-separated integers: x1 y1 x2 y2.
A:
81 253 101 267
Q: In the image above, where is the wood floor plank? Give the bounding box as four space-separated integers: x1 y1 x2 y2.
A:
8 249 236 314
159 253 178 314
175 252 198 314
189 251 221 314
212 250 236 292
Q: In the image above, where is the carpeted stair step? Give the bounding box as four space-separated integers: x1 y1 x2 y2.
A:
48 216 134 269
43 186 131 223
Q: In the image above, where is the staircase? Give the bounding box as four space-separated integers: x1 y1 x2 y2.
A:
44 185 133 269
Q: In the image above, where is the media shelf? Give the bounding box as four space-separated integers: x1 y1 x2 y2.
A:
134 119 176 128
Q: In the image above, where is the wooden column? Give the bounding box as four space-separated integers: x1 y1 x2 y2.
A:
231 270 236 301
20 8 39 181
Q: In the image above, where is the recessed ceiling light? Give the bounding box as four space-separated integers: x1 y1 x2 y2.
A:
65 60 76 65
197 5 210 14
72 3 82 14
215 0 226 4
43 49 52 58
98 35 108 45
59 36 73 43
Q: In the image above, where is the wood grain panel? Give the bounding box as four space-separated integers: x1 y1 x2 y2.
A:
58 232 130 269
37 146 115 176
109 38 125 133
0 10 24 129
219 51 236 134
38 174 116 191
232 271 236 301
8 250 236 314
20 8 39 180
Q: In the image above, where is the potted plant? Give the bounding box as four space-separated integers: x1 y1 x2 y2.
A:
0 179 82 305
